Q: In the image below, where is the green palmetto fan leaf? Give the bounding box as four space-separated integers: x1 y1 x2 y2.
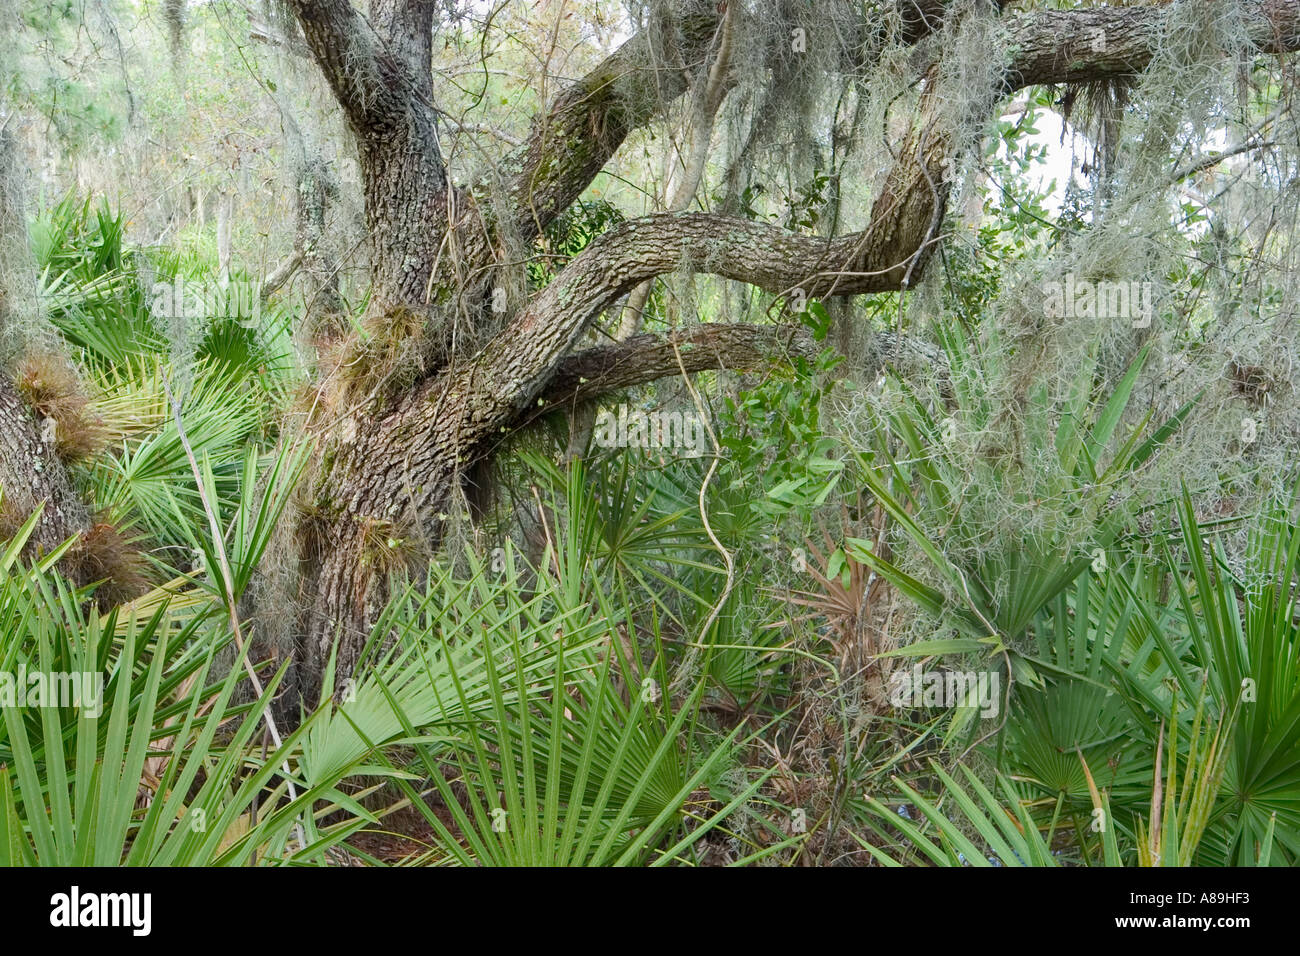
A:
0 568 373 865
845 329 1196 750
378 619 755 867
33 195 159 368
315 540 757 866
848 330 1193 648
0 453 389 866
297 553 608 788
996 486 1300 865
30 194 130 282
35 194 300 393
699 575 791 712
1002 680 1154 810
520 452 723 630
860 759 1093 867
1000 565 1173 814
86 360 269 553
167 438 309 609
1156 489 1300 864
297 531 629 782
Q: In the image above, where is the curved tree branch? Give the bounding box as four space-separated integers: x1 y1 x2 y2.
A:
492 0 722 244
456 201 947 444
616 1 738 341
497 0 1300 245
538 323 816 411
531 324 949 418
284 0 1300 703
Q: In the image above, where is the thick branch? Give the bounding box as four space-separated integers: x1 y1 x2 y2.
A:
496 0 1259 245
493 0 990 246
455 204 946 444
494 0 722 244
617 1 737 340
1003 2 1300 89
305 0 1300 506
260 250 302 302
369 0 435 101
458 51 950 439
284 0 443 160
476 0 1300 436
535 324 948 415
539 324 816 409
509 0 1300 238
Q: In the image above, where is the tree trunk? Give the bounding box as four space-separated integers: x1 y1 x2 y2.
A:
358 134 451 313
0 374 90 557
0 120 92 564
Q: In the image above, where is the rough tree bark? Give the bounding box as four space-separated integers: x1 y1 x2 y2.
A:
0 120 91 562
0 375 91 556
273 0 1300 709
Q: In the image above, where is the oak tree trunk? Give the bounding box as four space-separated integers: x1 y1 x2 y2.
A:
0 374 90 558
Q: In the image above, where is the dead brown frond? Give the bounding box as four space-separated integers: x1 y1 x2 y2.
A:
774 501 893 681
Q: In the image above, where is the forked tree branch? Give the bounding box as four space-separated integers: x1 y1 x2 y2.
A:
283 0 444 166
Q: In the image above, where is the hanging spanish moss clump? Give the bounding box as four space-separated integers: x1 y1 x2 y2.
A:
0 113 72 369
823 0 1300 633
0 120 32 366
